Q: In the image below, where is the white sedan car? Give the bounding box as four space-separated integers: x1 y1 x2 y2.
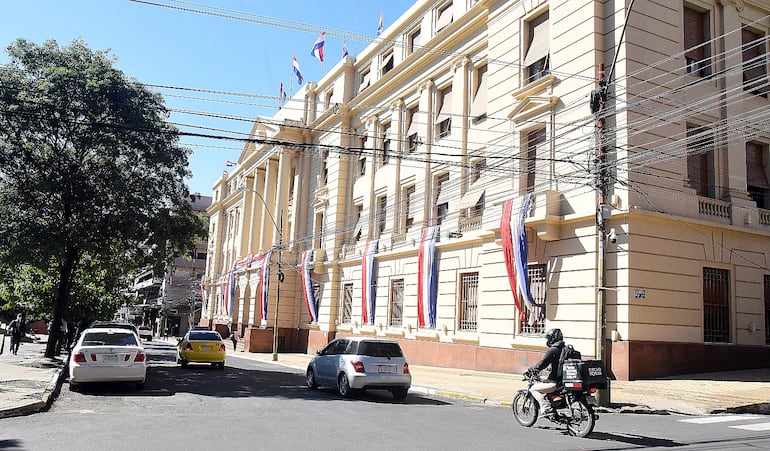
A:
69 327 147 390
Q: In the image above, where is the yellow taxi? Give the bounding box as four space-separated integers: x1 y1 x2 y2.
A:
176 330 226 369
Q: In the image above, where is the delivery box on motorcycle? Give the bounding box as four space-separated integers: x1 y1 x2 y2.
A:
562 359 607 390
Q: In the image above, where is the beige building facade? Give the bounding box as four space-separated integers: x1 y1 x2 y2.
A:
203 0 770 380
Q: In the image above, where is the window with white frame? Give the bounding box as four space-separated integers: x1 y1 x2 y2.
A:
520 264 546 335
358 67 371 94
381 48 394 77
459 272 478 331
684 5 712 78
380 122 391 167
390 279 404 327
408 27 421 55
524 11 550 84
436 85 452 139
742 26 769 98
406 106 420 152
434 172 450 225
341 283 354 324
403 184 416 232
377 195 388 236
471 64 488 122
435 2 453 34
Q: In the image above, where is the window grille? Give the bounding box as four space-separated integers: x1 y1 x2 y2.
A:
703 267 730 343
520 264 547 335
342 283 353 324
390 279 404 327
459 272 479 331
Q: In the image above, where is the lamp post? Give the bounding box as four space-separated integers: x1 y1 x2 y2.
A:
237 185 284 361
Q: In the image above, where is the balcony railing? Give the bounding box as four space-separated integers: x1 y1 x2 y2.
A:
760 209 770 226
458 215 483 233
698 197 730 219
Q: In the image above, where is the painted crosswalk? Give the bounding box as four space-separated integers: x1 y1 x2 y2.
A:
679 415 770 431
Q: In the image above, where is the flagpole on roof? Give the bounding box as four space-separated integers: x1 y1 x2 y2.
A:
290 54 294 98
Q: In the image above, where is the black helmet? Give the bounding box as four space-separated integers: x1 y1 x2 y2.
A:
545 328 563 347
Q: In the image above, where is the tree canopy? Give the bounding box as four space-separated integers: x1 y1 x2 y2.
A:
0 38 207 357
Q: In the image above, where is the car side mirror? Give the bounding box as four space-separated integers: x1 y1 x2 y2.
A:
316 350 322 355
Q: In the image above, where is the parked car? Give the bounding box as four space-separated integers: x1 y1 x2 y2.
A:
177 330 226 369
306 337 411 400
137 326 153 341
69 327 147 390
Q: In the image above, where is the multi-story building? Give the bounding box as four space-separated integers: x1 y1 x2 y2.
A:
203 0 770 379
132 195 211 336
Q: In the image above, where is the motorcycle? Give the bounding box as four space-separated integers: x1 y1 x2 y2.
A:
511 368 599 438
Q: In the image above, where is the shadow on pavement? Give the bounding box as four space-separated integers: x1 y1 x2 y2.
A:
65 342 449 407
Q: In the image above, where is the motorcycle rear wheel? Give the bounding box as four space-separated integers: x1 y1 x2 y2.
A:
566 398 595 438
512 392 538 427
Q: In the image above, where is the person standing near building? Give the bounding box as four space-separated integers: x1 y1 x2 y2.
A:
231 329 239 351
8 313 25 355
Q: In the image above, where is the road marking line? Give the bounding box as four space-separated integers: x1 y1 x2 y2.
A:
730 423 770 431
680 416 749 424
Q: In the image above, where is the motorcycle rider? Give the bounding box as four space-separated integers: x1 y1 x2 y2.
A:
527 328 566 416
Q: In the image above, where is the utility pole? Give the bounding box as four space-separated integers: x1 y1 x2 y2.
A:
592 63 611 407
272 210 284 362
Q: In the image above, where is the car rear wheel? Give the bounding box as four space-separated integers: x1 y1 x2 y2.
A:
392 388 408 401
338 373 354 398
306 368 318 389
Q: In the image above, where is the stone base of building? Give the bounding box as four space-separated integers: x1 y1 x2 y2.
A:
302 332 770 381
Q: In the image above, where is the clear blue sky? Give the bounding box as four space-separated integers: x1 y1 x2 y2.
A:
0 0 415 195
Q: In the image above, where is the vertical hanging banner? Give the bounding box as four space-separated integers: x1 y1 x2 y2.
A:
361 240 379 325
218 274 227 316
225 261 238 317
417 226 440 328
199 275 208 319
512 193 540 322
302 250 318 323
501 199 526 322
260 250 273 323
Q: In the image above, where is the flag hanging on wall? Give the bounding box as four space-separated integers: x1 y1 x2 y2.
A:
361 240 379 325
501 199 526 322
301 250 318 323
260 250 273 323
512 193 540 322
417 226 440 328
199 275 208 319
311 32 325 63
292 56 304 85
224 260 238 317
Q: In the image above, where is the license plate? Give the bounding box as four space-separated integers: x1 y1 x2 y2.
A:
375 365 396 373
103 354 119 362
586 395 597 405
200 345 211 351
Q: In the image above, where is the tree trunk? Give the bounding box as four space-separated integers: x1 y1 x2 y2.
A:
44 247 78 359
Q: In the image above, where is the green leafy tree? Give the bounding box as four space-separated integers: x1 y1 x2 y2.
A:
0 38 206 358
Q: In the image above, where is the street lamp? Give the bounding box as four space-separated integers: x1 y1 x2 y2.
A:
237 185 284 362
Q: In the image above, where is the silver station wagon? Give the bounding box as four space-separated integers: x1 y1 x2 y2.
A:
306 337 411 400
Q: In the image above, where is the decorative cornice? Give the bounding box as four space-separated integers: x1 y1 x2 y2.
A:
719 0 745 12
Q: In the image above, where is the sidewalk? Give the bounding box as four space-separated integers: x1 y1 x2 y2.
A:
2 336 769 419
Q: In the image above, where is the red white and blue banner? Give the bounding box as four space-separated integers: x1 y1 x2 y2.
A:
260 250 273 322
224 260 238 316
511 193 540 323
199 275 207 317
361 239 379 325
301 250 318 323
417 226 440 328
501 199 526 322
310 32 325 63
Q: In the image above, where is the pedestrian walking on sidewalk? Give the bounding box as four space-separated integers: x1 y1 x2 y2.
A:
8 313 25 355
231 329 239 351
